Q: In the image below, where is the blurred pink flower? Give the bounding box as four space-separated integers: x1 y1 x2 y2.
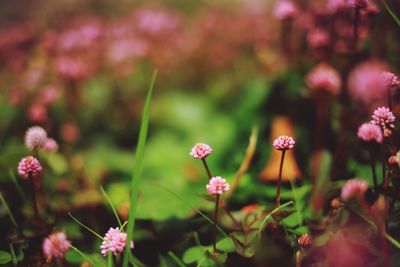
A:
43 138 59 153
306 63 342 94
273 0 299 21
55 56 90 80
371 106 395 129
347 0 369 8
273 135 295 150
357 122 383 143
382 71 400 89
341 179 368 201
18 156 42 179
206 176 230 195
28 102 48 123
135 8 180 35
190 143 212 159
348 60 389 105
100 227 133 256
307 28 330 49
327 0 347 12
61 122 80 144
42 232 70 260
25 126 47 151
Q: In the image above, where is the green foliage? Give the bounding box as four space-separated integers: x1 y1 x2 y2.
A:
0 251 12 264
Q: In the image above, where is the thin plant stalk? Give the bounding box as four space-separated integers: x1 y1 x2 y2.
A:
212 194 220 252
388 88 392 110
122 70 157 267
368 147 378 194
276 150 286 207
29 174 40 221
201 159 212 180
0 193 17 227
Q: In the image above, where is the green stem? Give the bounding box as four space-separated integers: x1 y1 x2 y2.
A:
368 147 378 194
276 150 286 207
212 194 220 252
201 159 212 180
29 174 40 221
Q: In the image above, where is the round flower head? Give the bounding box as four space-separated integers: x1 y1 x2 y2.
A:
190 143 212 159
371 106 395 130
206 176 230 195
307 29 330 49
43 138 59 152
341 179 368 201
25 126 47 151
273 0 298 21
347 0 369 8
327 0 347 12
382 71 400 89
18 156 42 179
298 233 311 248
357 123 383 143
100 227 134 257
273 135 295 150
42 232 71 260
306 63 342 95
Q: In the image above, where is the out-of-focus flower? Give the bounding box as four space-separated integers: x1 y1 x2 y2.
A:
25 126 47 151
206 176 230 195
307 28 330 49
273 0 299 21
348 60 389 105
347 0 369 8
43 138 59 152
190 143 212 159
357 123 383 143
327 0 347 12
382 71 400 89
341 178 368 201
134 8 181 35
42 232 70 260
18 156 42 179
331 198 343 209
55 56 90 80
298 233 312 248
61 122 80 144
273 135 295 150
371 106 395 130
28 102 49 123
100 227 133 256
306 63 342 95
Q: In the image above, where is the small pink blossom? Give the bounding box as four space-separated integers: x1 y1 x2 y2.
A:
371 106 395 129
273 0 299 21
327 0 347 13
190 143 212 159
100 227 134 256
357 123 383 143
206 176 230 195
25 126 47 151
42 232 71 260
382 71 400 89
306 63 342 95
18 156 42 179
341 179 368 201
43 138 59 152
347 0 369 8
307 29 330 49
273 135 295 150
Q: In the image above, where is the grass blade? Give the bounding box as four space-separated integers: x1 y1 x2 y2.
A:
68 212 103 240
384 232 400 249
153 183 228 238
100 186 122 228
8 169 26 202
69 244 96 266
383 0 400 27
168 251 186 267
122 70 158 267
0 192 17 227
257 201 293 237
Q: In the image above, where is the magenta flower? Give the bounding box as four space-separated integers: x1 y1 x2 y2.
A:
18 156 42 179
100 227 134 257
357 123 383 143
206 176 230 195
371 106 395 130
347 0 369 8
273 0 298 21
25 126 47 151
341 179 368 201
43 138 59 152
190 143 212 159
327 0 347 12
273 135 295 150
382 71 400 89
305 63 342 95
307 29 330 49
42 232 71 260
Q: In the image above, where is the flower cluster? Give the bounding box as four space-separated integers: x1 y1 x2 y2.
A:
273 0 298 21
206 176 230 195
382 71 400 89
273 135 295 151
371 106 395 130
25 126 59 152
306 63 342 95
341 179 368 201
190 143 213 159
357 123 383 143
100 227 134 257
18 156 42 179
42 232 71 259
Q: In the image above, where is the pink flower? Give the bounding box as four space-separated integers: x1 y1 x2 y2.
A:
357 123 383 143
25 126 47 151
341 179 368 201
347 0 369 8
327 0 347 12
100 227 134 256
206 176 230 195
273 135 295 150
43 138 59 152
273 0 299 21
18 156 42 179
190 143 212 159
306 63 342 95
307 29 330 49
371 106 395 129
42 232 71 260
348 61 389 105
382 71 400 89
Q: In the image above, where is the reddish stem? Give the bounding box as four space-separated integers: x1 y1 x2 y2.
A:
276 150 286 207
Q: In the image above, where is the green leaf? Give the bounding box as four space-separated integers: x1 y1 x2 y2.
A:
123 70 158 267
216 238 235 252
383 0 400 27
0 250 12 264
46 153 69 175
183 247 204 264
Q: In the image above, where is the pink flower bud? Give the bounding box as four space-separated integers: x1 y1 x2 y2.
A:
100 227 134 257
273 135 295 150
42 232 70 260
18 156 42 179
190 143 212 159
206 176 230 195
357 123 383 143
